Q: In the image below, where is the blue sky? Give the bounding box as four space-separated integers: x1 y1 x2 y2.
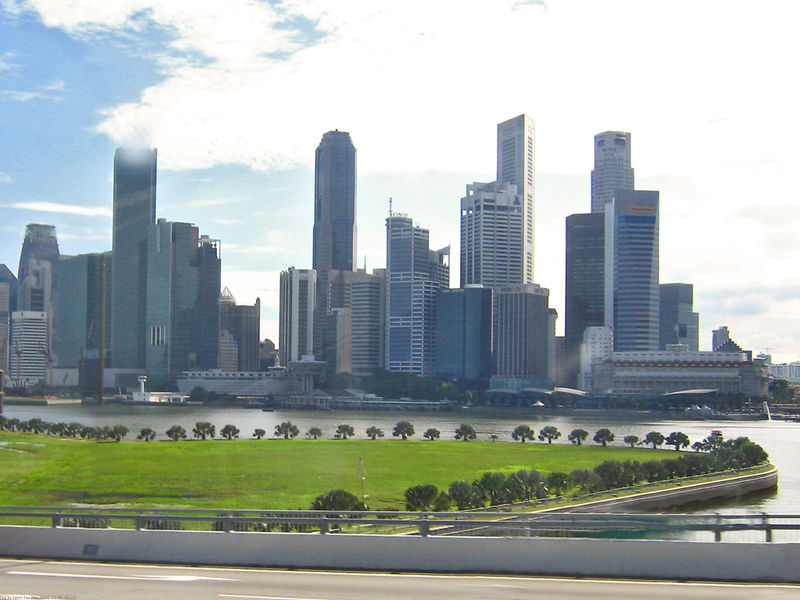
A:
2 0 800 362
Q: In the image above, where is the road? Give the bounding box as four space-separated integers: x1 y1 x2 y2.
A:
2 559 799 599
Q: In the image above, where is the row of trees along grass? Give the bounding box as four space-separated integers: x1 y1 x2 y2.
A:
309 434 769 512
0 417 731 452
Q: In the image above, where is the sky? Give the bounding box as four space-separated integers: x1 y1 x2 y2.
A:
1 0 800 362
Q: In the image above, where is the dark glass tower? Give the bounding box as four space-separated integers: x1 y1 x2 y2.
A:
111 147 156 370
312 131 356 359
564 212 605 387
435 286 493 381
659 283 699 351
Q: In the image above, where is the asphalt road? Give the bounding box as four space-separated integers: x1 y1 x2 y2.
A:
2 559 799 600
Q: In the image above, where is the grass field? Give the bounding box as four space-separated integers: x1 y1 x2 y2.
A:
0 431 669 510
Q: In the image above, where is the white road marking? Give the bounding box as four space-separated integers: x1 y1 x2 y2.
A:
8 570 237 582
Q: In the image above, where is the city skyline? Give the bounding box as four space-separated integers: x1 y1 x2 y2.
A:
2 2 799 362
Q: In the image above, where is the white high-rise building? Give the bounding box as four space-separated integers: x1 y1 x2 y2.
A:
496 114 535 283
279 268 316 366
460 182 523 287
9 311 49 387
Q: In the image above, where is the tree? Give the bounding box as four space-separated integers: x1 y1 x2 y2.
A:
366 426 384 440
111 425 128 441
274 421 299 439
511 424 534 443
253 428 266 439
454 423 476 441
623 435 640 448
310 489 364 511
570 469 604 493
665 431 690 451
423 428 440 441
642 431 665 449
538 425 561 444
221 424 240 439
136 428 156 441
392 421 415 440
165 425 187 441
448 480 484 510
404 484 440 511
66 422 83 437
336 424 355 439
192 422 215 440
306 427 322 440
189 386 207 403
691 440 705 452
476 472 508 506
568 428 589 446
26 418 46 434
593 428 615 446
545 471 571 496
508 469 547 501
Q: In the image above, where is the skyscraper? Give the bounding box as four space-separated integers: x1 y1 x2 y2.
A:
145 220 220 382
312 130 357 359
564 212 605 386
385 214 449 375
111 147 157 370
591 131 634 213
54 252 111 370
493 284 552 381
435 286 493 381
279 267 316 366
460 182 524 287
496 114 535 282
604 190 660 351
660 283 699 351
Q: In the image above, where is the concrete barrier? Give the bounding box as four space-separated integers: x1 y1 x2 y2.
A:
0 524 798 582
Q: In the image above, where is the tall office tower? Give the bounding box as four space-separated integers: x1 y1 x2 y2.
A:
9 311 48 387
279 267 316 366
312 130 357 358
493 284 552 381
350 268 385 378
145 220 220 382
435 286 493 381
218 288 239 371
111 147 157 370
190 236 222 370
659 283 699 351
385 214 450 376
591 131 634 213
564 212 605 387
0 265 18 313
0 282 9 372
604 190 660 351
496 114 535 282
17 224 60 292
460 182 524 287
54 252 112 370
232 298 260 371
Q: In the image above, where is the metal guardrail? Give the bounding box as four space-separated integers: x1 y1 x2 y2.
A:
1 507 798 542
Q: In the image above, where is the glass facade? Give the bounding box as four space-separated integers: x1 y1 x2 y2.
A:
111 147 156 369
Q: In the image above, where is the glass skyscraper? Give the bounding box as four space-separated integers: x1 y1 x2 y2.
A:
385 214 449 375
604 190 660 351
312 131 356 360
111 147 156 370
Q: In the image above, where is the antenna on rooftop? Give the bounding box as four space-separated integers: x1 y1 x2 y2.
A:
388 196 392 216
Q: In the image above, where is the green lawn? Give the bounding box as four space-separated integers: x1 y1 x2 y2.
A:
0 432 668 510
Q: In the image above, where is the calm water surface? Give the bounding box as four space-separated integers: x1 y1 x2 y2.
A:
5 404 795 514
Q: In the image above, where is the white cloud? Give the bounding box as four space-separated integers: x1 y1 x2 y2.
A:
0 51 18 71
4 201 112 217
0 172 12 183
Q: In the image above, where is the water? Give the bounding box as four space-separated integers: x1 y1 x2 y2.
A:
3 404 795 513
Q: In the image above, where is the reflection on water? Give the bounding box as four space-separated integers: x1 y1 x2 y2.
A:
4 404 798 514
